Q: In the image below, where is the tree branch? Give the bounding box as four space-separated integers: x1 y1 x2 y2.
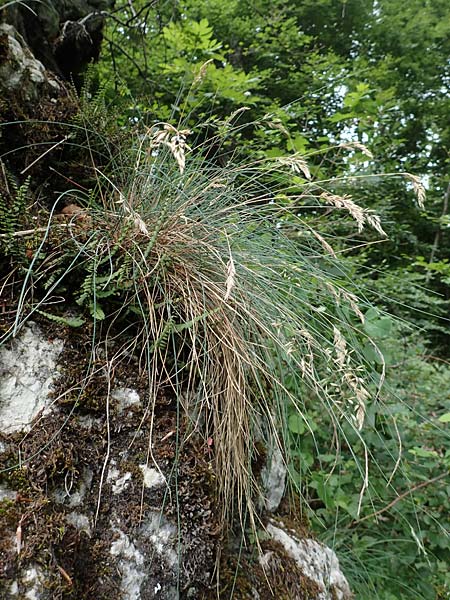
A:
426 181 450 283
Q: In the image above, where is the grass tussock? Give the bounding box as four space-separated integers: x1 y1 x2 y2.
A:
2 109 403 529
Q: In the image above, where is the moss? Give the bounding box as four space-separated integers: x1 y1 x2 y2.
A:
277 494 311 534
0 32 9 63
2 467 31 495
0 498 20 582
251 439 267 482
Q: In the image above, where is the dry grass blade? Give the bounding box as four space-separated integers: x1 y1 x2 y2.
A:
325 282 365 323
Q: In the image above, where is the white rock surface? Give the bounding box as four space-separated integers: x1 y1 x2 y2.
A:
53 467 93 507
141 512 178 568
260 444 286 512
0 482 16 501
0 323 64 433
266 521 352 600
66 511 92 537
112 471 133 495
9 565 46 599
109 513 178 600
0 325 350 600
110 530 146 600
107 460 133 494
139 464 166 489
112 387 141 412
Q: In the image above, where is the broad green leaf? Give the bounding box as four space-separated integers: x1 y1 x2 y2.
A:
288 413 305 435
363 316 393 338
409 447 438 458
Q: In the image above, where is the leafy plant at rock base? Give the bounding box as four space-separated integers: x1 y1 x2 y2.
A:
286 309 450 599
0 170 31 258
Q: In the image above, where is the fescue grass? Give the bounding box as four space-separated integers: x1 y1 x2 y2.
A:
1 100 394 533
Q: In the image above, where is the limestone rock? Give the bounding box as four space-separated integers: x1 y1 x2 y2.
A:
260 443 286 512
266 520 353 600
0 325 217 599
3 0 114 80
0 24 60 102
0 323 63 433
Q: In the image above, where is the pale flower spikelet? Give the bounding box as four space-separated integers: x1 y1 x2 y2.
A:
147 123 192 174
320 192 386 236
340 141 374 159
277 154 311 180
403 173 426 209
224 248 236 302
333 327 369 430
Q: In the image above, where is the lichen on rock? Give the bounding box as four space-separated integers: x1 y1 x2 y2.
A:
0 322 63 434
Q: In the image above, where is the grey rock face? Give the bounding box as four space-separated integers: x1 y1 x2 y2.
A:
3 0 114 80
260 443 286 512
0 324 216 599
0 24 61 102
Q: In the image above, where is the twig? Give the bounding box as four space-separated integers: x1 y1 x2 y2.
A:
94 358 114 527
123 0 158 26
0 224 73 238
57 565 73 586
20 137 69 175
127 0 137 18
105 36 149 81
353 472 448 525
48 166 89 190
0 160 10 194
95 1 158 28
0 1 37 15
